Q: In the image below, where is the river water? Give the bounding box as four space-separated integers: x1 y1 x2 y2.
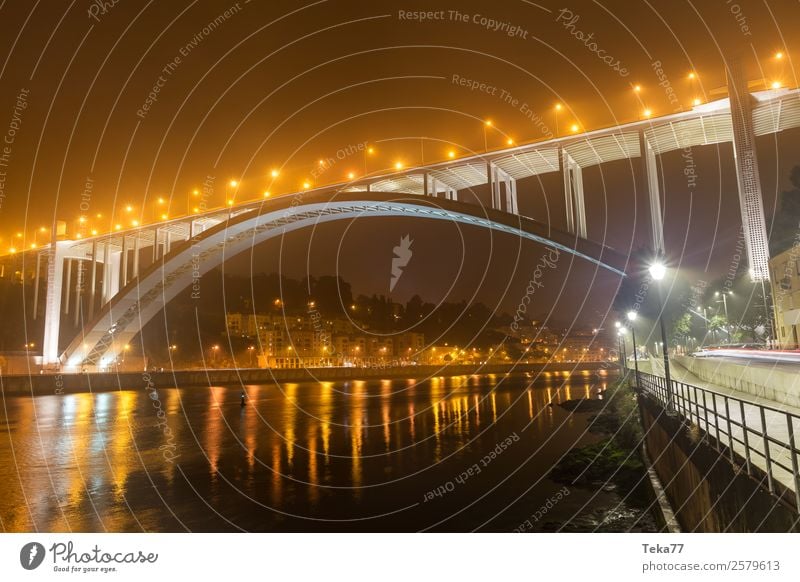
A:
0 371 656 532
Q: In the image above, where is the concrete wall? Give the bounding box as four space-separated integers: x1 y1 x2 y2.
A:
675 356 800 408
638 393 799 532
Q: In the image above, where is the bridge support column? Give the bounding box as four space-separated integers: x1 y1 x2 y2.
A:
640 131 665 253
32 251 41 320
727 56 771 281
102 241 111 304
561 149 587 238
64 259 72 315
487 162 501 209
108 251 121 299
132 236 140 279
73 260 82 327
42 243 67 366
89 241 97 320
152 229 159 262
501 171 518 214
427 174 458 201
121 235 128 287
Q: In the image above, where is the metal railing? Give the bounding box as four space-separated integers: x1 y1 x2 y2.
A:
636 371 800 511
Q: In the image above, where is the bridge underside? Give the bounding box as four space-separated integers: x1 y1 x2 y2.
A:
56 192 626 371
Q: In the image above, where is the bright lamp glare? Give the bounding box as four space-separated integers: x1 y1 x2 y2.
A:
627 311 637 322
649 262 666 280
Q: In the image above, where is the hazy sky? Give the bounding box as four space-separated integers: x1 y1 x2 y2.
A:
1 0 798 327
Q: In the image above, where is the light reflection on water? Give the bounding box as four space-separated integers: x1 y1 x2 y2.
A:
0 373 623 532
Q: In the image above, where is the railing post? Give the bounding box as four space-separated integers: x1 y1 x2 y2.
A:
786 413 800 511
702 390 710 442
725 397 734 463
760 407 774 494
740 401 752 476
712 393 721 451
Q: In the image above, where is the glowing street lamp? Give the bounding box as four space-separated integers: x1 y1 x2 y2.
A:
363 146 375 174
714 290 733 320
649 259 673 411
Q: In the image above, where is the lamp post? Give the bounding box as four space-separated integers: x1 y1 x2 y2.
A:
715 290 732 320
483 120 493 152
616 322 628 377
649 260 673 412
627 311 640 386
554 103 562 137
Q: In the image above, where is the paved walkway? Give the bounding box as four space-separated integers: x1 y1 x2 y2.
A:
633 357 800 500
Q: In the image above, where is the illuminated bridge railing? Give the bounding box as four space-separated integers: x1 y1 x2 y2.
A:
637 371 800 511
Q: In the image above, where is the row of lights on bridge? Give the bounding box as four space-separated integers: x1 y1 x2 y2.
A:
2 52 791 253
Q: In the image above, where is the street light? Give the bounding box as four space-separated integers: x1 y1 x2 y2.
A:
483 119 492 151
714 290 732 320
364 146 375 174
554 103 563 136
626 310 640 385
616 325 628 377
649 259 673 411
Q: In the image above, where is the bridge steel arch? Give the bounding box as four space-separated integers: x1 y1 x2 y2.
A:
57 192 626 370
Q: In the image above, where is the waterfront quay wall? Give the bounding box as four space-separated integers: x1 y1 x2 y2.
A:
0 362 612 396
637 391 799 532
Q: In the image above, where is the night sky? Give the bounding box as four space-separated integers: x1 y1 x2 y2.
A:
1 0 799 327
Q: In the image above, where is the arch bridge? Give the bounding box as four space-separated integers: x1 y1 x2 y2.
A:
2 66 798 370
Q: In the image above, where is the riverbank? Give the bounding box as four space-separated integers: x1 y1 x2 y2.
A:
548 379 661 532
0 361 614 396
